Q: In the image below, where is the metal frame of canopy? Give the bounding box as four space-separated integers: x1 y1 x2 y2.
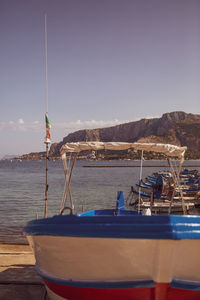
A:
59 142 187 214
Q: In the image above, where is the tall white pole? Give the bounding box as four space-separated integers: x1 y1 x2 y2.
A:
44 14 49 218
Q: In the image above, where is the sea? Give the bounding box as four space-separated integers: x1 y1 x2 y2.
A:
0 159 200 244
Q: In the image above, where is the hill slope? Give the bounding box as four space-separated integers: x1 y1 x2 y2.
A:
10 111 200 160
50 111 200 158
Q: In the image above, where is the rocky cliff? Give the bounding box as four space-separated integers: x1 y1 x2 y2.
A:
50 111 200 158
11 111 200 160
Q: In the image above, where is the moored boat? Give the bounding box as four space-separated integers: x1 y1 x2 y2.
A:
24 142 200 300
130 165 200 214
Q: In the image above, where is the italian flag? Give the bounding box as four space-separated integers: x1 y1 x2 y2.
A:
45 113 51 144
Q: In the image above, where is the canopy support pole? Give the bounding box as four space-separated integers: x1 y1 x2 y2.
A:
138 150 144 212
167 158 186 215
60 153 77 214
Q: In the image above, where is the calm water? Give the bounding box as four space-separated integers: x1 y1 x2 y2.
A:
0 159 200 244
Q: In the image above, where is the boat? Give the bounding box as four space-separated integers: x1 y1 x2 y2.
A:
129 189 196 214
129 164 200 214
24 142 200 300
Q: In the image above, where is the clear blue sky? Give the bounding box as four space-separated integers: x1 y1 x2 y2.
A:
0 0 200 157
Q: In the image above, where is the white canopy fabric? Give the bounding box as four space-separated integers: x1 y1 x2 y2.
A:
60 142 187 158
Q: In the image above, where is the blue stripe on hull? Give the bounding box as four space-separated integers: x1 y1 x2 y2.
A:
24 214 200 240
171 280 200 290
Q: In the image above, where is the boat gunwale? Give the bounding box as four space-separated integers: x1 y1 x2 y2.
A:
24 211 200 240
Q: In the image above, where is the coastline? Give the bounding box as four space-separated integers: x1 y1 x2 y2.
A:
83 163 200 168
2 157 200 162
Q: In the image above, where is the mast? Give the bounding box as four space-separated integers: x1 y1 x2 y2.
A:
44 14 50 218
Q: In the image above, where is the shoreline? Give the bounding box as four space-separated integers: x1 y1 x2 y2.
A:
2 157 200 162
83 164 200 168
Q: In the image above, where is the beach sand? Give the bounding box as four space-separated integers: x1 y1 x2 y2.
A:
0 243 47 300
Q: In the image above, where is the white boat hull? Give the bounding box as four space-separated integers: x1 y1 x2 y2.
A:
27 235 200 300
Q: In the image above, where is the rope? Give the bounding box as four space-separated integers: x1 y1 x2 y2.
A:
44 289 48 300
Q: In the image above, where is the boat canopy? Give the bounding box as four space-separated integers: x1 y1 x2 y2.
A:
60 142 187 159
59 141 187 214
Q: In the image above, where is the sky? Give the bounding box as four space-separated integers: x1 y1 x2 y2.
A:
0 0 200 157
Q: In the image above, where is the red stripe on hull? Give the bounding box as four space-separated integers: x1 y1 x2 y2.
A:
167 288 200 300
44 280 200 300
44 279 154 300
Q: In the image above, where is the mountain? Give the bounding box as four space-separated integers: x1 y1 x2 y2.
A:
49 111 200 159
11 111 200 160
